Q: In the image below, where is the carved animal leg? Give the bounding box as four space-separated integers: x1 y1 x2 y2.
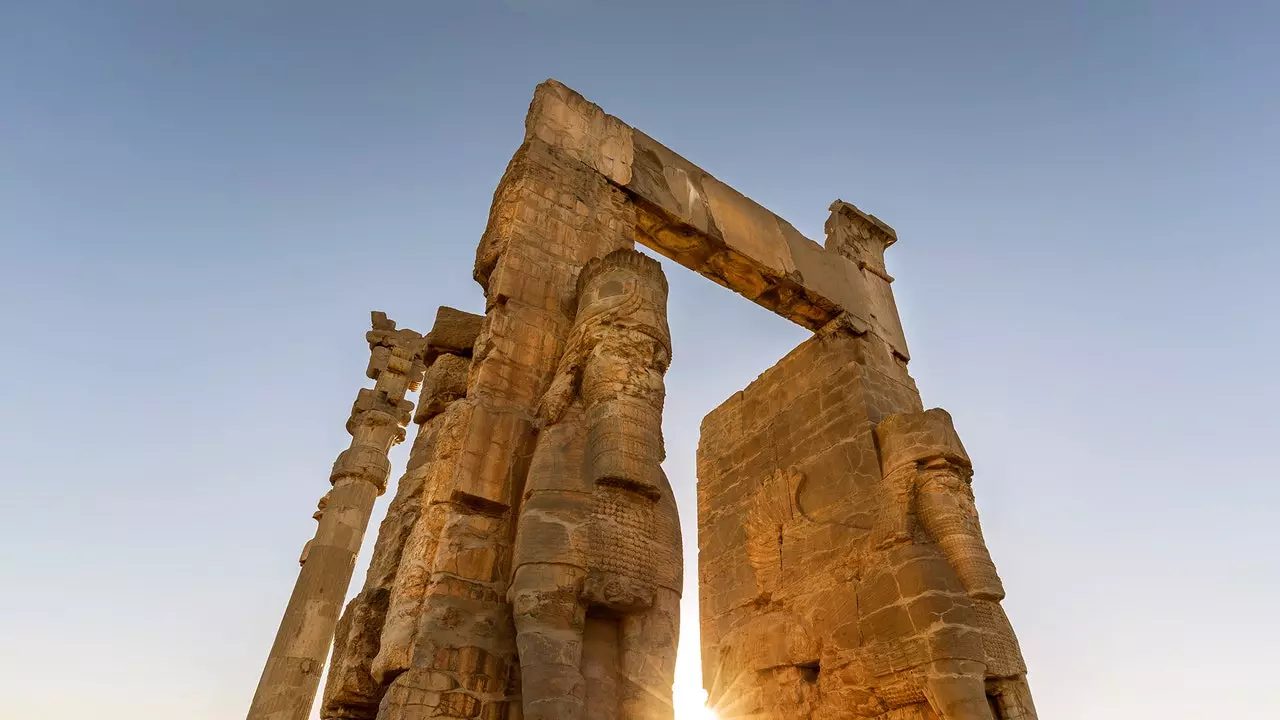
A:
987 677 1037 720
618 587 680 720
582 609 623 718
923 660 995 720
511 563 588 720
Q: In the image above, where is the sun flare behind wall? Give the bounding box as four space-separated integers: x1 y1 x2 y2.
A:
680 700 719 720
675 687 718 720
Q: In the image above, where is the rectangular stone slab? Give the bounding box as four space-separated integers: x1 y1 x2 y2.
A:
524 79 908 359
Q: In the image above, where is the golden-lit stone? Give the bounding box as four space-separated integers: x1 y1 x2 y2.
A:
250 79 1036 720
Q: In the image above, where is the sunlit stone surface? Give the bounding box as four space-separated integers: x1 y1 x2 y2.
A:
250 80 1036 720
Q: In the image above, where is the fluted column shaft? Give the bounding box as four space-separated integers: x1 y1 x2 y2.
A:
248 313 424 720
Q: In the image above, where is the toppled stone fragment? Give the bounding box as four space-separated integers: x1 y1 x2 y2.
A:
425 306 482 361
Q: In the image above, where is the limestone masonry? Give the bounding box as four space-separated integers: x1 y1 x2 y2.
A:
248 80 1036 720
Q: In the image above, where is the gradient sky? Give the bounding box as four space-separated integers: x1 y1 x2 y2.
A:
2 2 1278 718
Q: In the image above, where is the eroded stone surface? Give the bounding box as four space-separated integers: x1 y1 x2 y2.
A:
511 248 682 720
425 306 484 361
322 308 482 719
377 84 639 720
249 313 424 720
698 339 1034 719
525 80 909 359
251 79 1035 720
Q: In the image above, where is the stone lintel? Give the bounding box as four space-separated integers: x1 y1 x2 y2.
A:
524 79 909 359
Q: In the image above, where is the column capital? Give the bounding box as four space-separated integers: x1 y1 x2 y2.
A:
825 199 898 281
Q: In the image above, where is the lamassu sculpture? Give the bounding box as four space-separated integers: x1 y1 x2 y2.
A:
247 80 1036 720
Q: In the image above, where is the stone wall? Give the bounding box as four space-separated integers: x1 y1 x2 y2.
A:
698 328 1035 718
698 328 920 718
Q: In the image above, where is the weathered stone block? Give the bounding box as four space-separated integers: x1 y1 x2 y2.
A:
896 554 962 600
426 306 483 360
414 353 470 424
447 404 531 512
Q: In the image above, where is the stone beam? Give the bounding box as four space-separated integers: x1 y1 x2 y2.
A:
524 79 910 360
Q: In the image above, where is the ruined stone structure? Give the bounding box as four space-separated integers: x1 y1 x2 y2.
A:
249 80 1036 720
511 248 682 720
321 307 484 720
249 313 425 720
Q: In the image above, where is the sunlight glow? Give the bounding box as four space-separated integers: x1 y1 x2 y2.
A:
688 704 719 720
676 689 719 720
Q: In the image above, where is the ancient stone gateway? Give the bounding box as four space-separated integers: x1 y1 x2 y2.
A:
248 79 1036 720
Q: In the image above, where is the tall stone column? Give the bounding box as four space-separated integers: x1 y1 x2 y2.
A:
248 312 425 720
322 306 482 720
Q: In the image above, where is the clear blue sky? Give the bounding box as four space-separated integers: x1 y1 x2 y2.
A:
2 2 1277 718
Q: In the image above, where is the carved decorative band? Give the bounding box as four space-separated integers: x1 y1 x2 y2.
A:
581 567 656 612
330 447 394 492
974 598 1027 678
575 247 669 297
585 483 657 611
585 399 665 499
933 532 1005 601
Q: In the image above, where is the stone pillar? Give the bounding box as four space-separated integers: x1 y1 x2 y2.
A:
510 248 682 720
322 307 482 720
248 312 425 720
375 97 636 720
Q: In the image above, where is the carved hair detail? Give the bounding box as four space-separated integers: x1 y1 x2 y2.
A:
538 248 672 427
575 247 669 298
